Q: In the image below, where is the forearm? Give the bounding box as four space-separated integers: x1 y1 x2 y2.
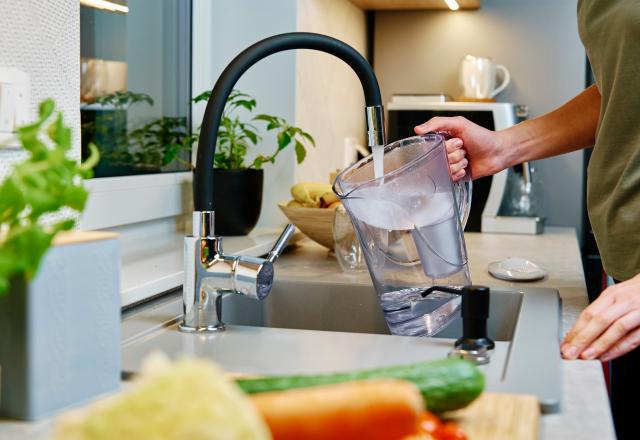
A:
499 84 601 168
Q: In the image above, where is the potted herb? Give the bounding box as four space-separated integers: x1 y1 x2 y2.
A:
82 91 195 176
193 89 315 235
0 100 121 420
81 91 153 177
109 115 196 172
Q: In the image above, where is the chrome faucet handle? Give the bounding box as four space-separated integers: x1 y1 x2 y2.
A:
233 224 295 301
267 224 296 263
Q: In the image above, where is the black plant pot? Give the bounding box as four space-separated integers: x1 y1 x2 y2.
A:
213 168 264 236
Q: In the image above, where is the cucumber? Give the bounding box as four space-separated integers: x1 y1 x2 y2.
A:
235 358 484 413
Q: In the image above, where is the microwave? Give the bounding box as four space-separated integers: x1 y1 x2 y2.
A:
387 98 541 234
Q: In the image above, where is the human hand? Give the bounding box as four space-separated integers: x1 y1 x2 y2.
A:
414 116 507 181
562 273 640 362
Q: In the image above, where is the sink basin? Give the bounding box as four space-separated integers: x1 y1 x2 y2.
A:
221 280 522 341
120 279 562 413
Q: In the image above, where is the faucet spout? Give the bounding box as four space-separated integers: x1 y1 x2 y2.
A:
181 33 385 333
194 32 385 212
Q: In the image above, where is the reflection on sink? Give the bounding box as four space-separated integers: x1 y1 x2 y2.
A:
222 280 522 341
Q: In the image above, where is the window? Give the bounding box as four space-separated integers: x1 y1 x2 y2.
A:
80 0 192 178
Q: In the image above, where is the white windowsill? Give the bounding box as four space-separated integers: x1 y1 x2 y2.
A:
81 172 193 231
120 227 284 307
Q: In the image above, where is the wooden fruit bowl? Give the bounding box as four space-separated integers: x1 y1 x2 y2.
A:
278 203 336 249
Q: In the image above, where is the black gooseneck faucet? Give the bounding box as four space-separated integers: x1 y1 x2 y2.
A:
181 32 386 332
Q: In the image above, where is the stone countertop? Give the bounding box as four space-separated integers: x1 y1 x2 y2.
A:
275 227 615 440
1 227 615 439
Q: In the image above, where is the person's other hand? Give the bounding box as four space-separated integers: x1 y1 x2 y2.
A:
562 273 640 362
414 116 507 181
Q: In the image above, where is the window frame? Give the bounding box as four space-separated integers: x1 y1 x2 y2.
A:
79 0 195 230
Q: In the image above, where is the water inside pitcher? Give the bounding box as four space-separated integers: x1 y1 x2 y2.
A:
333 134 472 336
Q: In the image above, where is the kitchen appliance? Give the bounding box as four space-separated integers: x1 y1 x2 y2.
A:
390 93 452 103
459 55 510 100
334 133 472 336
387 98 544 234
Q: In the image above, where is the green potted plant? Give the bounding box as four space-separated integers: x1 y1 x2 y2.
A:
193 89 315 235
0 99 121 420
109 115 196 172
83 91 195 177
81 91 156 177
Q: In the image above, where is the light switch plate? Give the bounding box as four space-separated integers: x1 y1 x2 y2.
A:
0 83 16 132
0 67 30 148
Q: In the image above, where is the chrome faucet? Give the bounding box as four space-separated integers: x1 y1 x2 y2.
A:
180 32 386 333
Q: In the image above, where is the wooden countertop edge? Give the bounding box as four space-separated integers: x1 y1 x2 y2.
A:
53 230 119 246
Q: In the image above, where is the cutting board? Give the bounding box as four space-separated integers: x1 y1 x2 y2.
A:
444 392 540 440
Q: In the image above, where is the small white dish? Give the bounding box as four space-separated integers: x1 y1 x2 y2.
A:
488 257 546 281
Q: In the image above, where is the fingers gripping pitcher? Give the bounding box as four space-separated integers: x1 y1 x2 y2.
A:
333 134 472 336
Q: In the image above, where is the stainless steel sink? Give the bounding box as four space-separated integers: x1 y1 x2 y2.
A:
221 280 522 341
120 279 562 413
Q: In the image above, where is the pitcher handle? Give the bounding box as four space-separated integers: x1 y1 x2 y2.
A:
454 174 473 229
491 64 511 98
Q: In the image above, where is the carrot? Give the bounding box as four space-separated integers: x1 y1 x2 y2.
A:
250 379 424 440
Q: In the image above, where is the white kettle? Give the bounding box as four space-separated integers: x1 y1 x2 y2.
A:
459 55 510 99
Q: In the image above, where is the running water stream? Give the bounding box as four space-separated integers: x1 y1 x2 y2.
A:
372 144 384 179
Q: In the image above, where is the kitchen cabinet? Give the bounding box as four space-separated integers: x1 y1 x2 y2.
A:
349 0 480 10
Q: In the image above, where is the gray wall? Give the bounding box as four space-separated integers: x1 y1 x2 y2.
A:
374 0 586 234
0 0 80 175
192 0 297 228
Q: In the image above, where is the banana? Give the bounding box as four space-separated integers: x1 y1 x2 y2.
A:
286 200 304 208
290 182 333 207
319 192 339 207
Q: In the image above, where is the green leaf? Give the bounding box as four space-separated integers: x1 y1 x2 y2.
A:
51 218 76 233
95 91 154 108
277 131 291 150
242 128 259 145
38 99 55 121
253 114 276 123
192 90 212 103
47 113 72 151
252 155 267 169
294 139 307 164
162 143 181 165
234 99 256 111
300 131 316 147
80 143 100 175
7 225 55 280
63 185 89 211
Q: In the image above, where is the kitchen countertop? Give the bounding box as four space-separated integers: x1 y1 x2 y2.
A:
0 227 615 439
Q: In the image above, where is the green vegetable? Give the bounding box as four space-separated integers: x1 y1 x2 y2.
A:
236 358 485 413
0 99 99 295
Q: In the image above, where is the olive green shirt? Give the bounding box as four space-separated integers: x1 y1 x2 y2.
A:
578 0 640 281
